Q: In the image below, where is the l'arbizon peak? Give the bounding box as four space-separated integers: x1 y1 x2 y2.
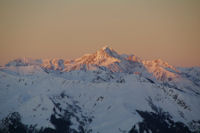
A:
0 46 200 133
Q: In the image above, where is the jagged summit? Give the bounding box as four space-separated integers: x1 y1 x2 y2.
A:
101 45 111 50
96 46 120 59
74 46 119 63
62 46 122 72
100 46 117 55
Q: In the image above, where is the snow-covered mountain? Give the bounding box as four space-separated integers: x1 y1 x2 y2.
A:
0 46 200 133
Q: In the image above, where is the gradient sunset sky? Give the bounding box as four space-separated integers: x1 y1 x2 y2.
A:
0 0 200 67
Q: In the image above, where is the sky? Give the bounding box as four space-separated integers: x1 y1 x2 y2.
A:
0 0 200 67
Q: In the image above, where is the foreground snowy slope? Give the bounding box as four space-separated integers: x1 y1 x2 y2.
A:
0 46 200 133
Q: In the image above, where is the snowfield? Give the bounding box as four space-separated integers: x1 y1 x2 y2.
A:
0 46 200 133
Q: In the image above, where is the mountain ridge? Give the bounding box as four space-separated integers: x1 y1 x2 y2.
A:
4 46 183 82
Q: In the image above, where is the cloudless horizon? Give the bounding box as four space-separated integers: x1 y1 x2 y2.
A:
0 0 200 67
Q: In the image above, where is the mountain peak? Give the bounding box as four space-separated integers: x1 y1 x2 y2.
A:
97 46 120 59
101 45 113 51
100 45 114 54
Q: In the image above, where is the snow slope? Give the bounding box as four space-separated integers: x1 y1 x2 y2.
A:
0 46 200 133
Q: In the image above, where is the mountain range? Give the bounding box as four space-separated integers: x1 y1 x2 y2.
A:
0 46 200 133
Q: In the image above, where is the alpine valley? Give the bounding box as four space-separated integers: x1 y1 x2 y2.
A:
0 46 200 133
